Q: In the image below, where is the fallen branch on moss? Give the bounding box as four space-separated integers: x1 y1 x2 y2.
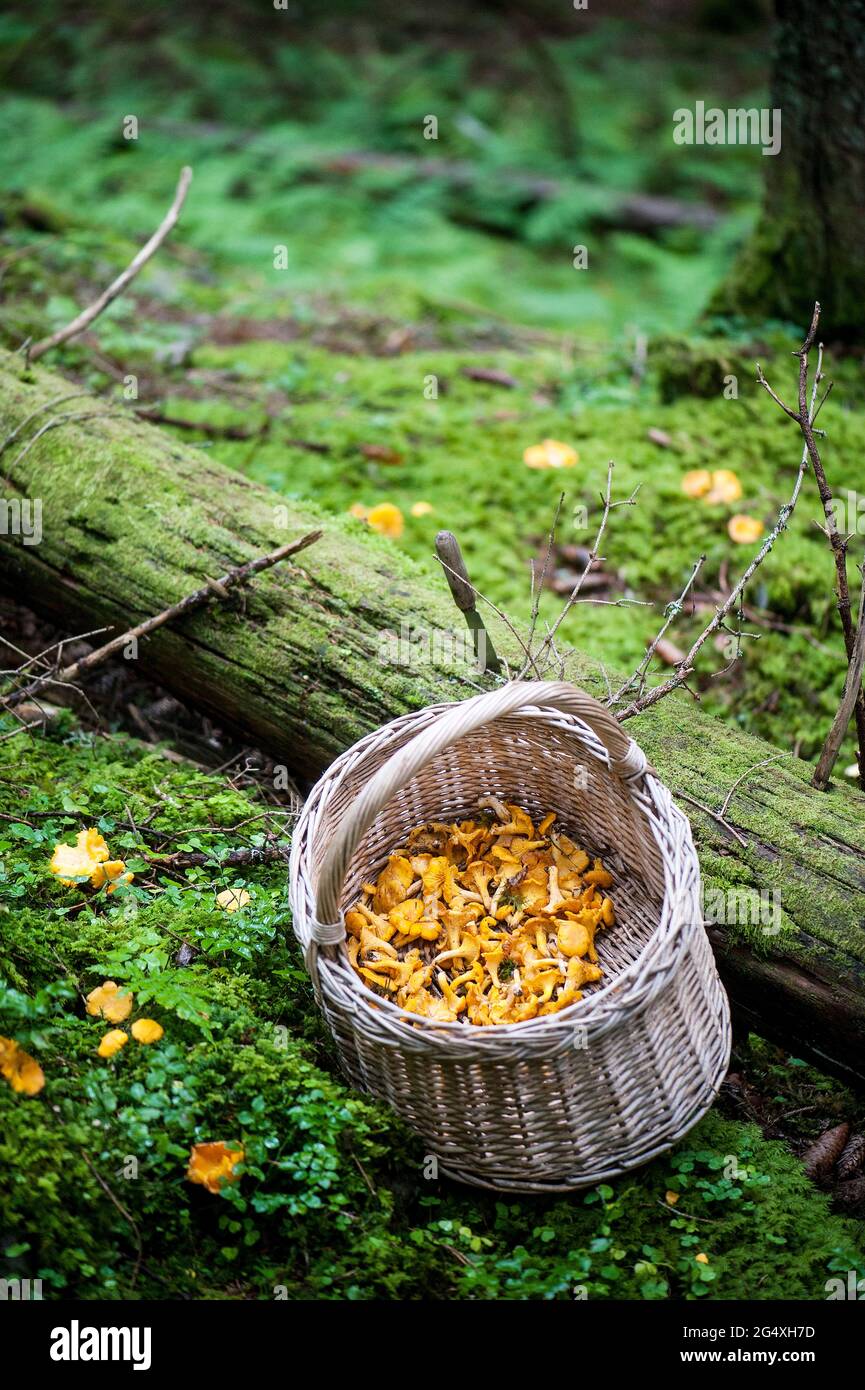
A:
26 167 193 364
2 348 865 1084
2 530 321 710
134 406 268 440
148 843 290 870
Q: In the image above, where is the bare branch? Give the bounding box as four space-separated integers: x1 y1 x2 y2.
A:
608 555 705 708
618 318 824 722
756 364 801 423
0 392 95 456
527 460 640 676
1 530 321 710
813 560 865 789
792 316 865 789
524 493 564 664
2 410 110 487
27 167 193 363
674 791 748 848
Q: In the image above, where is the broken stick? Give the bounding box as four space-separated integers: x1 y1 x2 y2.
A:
813 561 865 789
27 167 193 364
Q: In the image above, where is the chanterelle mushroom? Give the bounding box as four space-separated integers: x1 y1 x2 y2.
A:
373 856 415 913
345 802 614 1027
543 865 566 915
477 795 510 823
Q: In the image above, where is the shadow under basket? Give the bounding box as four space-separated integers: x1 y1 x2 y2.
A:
290 681 731 1192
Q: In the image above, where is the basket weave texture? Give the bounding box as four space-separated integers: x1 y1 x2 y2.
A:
290 681 731 1192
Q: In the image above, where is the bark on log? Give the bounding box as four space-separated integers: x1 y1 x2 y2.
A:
2 348 865 1085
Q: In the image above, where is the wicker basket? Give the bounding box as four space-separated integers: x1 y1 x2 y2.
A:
290 681 730 1192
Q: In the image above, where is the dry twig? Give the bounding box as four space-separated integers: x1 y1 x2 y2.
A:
617 316 825 722
0 392 95 456
813 561 865 789
27 167 193 363
525 493 564 663
148 842 290 871
720 751 793 819
2 409 111 487
523 460 640 676
674 791 748 848
2 531 321 710
608 555 705 709
757 303 865 790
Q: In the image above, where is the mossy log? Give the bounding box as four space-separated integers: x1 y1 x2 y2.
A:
2 349 865 1084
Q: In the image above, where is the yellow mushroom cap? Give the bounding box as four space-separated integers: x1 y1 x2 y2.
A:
365 503 404 538
97 1029 129 1058
557 920 590 959
681 469 712 499
523 439 579 470
131 1018 164 1045
0 1035 45 1096
706 469 743 504
727 513 764 544
187 1141 244 1193
49 828 131 891
86 981 133 1023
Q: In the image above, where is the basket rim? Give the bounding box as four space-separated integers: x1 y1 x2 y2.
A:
289 694 704 1050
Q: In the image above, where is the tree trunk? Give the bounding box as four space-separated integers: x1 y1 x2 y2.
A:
709 0 865 339
2 349 865 1084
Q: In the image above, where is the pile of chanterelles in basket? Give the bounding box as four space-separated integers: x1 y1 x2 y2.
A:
345 798 615 1025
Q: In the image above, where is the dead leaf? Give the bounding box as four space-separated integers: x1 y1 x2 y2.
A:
647 427 673 448
359 444 403 465
461 366 519 389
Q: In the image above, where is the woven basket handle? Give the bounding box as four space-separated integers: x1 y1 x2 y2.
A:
314 680 655 933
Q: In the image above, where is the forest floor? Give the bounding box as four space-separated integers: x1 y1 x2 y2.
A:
2 8 865 1298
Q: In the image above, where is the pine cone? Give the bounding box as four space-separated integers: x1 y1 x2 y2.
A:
802 1122 850 1183
836 1174 865 1209
837 1134 865 1182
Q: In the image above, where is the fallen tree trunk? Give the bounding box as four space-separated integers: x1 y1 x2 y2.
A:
2 348 865 1085
58 109 721 234
317 151 721 233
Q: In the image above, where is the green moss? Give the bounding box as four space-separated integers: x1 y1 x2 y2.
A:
171 331 865 762
651 334 753 403
1 723 863 1300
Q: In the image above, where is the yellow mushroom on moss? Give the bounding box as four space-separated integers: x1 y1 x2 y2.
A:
86 981 133 1024
131 1018 164 1044
728 513 765 544
97 1029 129 1059
187 1141 244 1193
49 828 133 893
0 1036 45 1096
